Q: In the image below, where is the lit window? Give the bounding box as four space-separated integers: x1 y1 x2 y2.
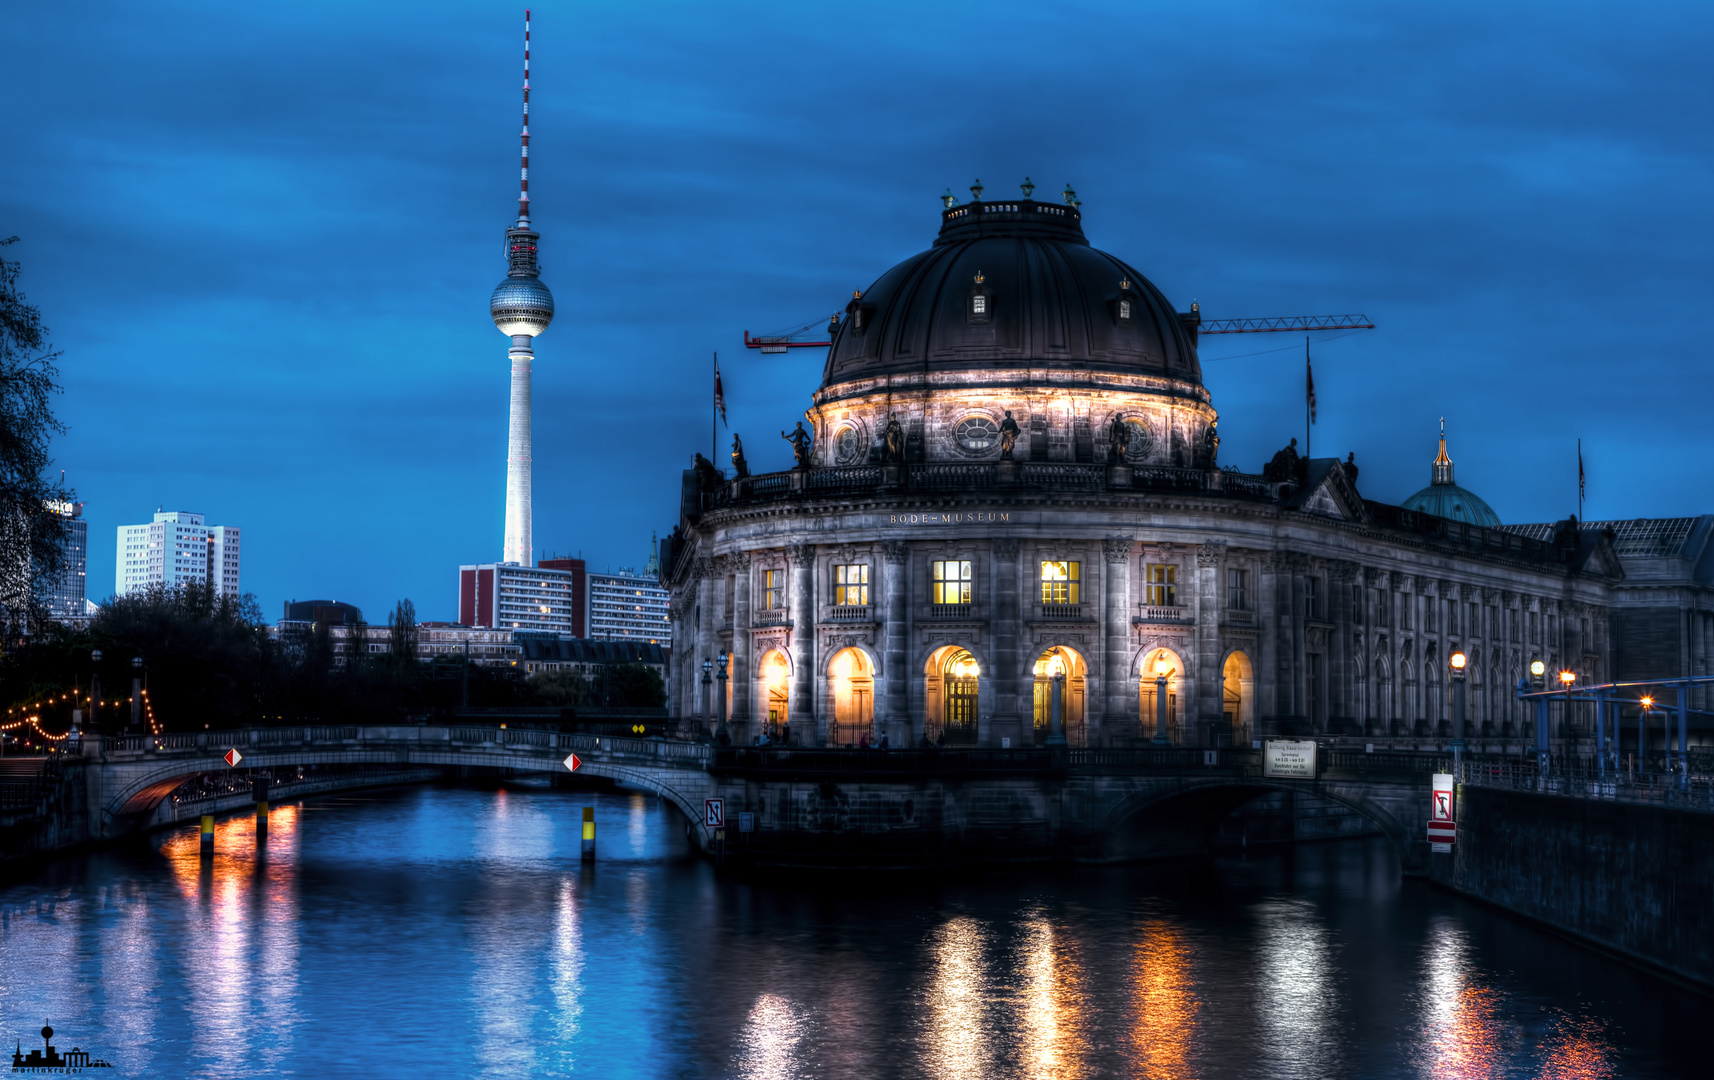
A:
1040 561 1080 605
932 560 972 605
834 564 868 606
1147 564 1176 606
763 570 784 610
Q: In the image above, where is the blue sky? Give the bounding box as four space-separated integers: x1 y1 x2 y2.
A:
2 0 1710 622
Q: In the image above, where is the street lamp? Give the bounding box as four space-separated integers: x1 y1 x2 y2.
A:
1530 659 1545 684
700 658 713 735
130 657 144 734
1639 694 1654 779
715 651 729 742
1152 654 1175 745
1448 651 1467 770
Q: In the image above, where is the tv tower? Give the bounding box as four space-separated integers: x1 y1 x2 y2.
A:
489 9 554 566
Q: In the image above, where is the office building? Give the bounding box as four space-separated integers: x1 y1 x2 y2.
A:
41 499 87 620
115 510 240 598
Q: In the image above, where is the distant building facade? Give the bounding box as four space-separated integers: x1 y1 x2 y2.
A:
458 562 581 634
517 635 667 679
587 569 671 644
41 500 87 620
115 510 240 598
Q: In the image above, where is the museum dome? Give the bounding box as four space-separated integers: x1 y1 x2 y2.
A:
821 183 1202 391
1401 423 1501 527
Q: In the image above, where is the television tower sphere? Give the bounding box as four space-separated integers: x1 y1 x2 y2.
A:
490 273 555 337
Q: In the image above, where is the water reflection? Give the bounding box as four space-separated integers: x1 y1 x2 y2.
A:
1254 897 1340 1078
1415 915 1507 1078
920 915 993 1080
1129 920 1199 1079
1015 915 1090 1079
734 992 818 1080
1539 1013 1617 1080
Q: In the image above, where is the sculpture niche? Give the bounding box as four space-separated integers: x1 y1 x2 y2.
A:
998 410 1020 460
1107 413 1130 465
883 414 905 464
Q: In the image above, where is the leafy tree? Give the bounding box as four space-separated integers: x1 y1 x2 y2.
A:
387 599 418 666
88 581 270 729
0 237 74 636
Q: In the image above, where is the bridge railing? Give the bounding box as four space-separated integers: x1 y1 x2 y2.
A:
1458 758 1714 812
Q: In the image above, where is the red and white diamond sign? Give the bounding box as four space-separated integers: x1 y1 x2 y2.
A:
563 753 582 772
224 748 243 767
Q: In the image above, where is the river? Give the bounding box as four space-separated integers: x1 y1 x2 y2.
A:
1 782 1707 1078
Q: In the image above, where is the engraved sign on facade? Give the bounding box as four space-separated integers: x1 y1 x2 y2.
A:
887 511 1011 526
1263 739 1317 778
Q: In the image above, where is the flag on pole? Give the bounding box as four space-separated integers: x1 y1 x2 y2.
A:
714 356 727 426
1306 347 1317 424
1578 440 1585 498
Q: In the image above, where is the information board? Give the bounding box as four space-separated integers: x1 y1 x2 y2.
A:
1262 739 1317 778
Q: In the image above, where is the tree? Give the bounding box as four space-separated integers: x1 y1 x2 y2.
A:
387 599 418 665
0 238 74 635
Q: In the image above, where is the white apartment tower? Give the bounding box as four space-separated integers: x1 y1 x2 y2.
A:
116 510 241 598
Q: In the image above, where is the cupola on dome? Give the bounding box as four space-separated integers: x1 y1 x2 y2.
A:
1401 421 1501 527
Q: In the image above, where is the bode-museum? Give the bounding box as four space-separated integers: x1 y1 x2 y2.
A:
661 183 1713 750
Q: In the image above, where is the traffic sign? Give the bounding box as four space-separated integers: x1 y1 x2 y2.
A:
563 753 582 772
223 748 242 767
738 812 755 833
704 799 724 828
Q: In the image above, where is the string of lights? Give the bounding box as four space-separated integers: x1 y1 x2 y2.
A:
4 688 164 737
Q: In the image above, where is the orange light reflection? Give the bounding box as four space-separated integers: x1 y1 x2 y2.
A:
1129 920 1199 1080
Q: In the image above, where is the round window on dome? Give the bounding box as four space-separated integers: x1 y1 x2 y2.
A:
954 416 1000 454
834 425 862 465
1123 420 1156 463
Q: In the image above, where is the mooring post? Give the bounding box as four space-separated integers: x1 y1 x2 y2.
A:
581 806 595 862
254 775 270 841
200 815 214 856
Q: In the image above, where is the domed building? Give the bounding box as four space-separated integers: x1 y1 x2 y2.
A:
662 183 1624 749
1401 422 1501 527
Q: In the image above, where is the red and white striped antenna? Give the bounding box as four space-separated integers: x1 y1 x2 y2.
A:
518 9 532 227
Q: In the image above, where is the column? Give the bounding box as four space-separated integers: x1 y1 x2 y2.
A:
1101 537 1134 747
1286 557 1305 724
694 560 714 723
882 541 911 743
991 538 1022 748
788 544 818 745
1193 542 1222 746
731 552 753 736
1258 553 1281 735
1329 564 1355 732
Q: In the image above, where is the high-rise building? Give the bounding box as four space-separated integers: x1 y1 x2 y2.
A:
459 562 581 634
488 12 554 567
115 510 241 598
586 569 671 644
41 499 87 620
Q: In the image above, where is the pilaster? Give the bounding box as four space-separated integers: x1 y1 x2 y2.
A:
1102 537 1134 745
788 544 818 745
991 537 1022 747
1194 541 1224 744
882 541 911 743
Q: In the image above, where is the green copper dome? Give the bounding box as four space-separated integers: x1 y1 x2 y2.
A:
1400 422 1501 527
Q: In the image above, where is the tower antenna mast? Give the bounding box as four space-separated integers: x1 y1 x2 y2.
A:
518 9 531 227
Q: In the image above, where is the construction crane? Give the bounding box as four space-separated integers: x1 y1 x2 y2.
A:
743 309 1373 351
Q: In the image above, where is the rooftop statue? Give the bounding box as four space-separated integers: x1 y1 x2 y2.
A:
1204 422 1220 465
883 414 905 464
1262 437 1302 483
731 434 750 479
1108 413 1130 464
781 422 813 469
998 411 1020 459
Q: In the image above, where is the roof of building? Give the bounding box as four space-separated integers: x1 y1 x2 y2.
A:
1400 422 1501 527
1500 517 1701 557
820 190 1201 389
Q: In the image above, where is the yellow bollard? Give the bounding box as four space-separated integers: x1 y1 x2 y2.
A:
200 815 214 855
254 776 270 842
581 807 595 862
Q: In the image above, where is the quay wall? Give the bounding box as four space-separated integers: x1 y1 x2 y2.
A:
1431 785 1714 990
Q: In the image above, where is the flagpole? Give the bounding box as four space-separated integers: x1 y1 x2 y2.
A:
1578 437 1584 522
1305 335 1312 459
712 351 718 465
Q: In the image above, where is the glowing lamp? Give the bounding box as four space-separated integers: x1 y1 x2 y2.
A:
1530 660 1545 677
1449 651 1467 671
1641 696 1654 710
1558 670 1576 685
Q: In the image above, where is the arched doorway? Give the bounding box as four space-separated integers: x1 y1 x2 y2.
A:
759 649 791 741
925 646 980 745
828 647 875 746
1031 646 1087 746
1138 647 1184 743
1221 651 1254 746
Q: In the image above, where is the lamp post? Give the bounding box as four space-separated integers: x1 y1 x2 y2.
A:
1639 694 1653 780
1557 669 1577 782
1152 656 1175 745
1046 650 1067 747
1529 660 1548 783
715 651 729 742
700 658 713 736
1449 650 1467 775
130 657 143 734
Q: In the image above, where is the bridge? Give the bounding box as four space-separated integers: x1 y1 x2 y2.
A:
63 727 1449 871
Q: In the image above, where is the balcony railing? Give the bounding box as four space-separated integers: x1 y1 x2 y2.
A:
928 602 977 619
1135 604 1189 623
826 605 872 623
1036 602 1086 620
752 609 791 628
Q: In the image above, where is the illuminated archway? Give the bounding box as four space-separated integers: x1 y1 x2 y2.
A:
925 645 980 745
827 647 875 746
1137 647 1185 742
1031 646 1088 746
1221 650 1254 744
758 649 791 739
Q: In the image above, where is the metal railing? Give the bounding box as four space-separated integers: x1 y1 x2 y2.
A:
1458 756 1714 812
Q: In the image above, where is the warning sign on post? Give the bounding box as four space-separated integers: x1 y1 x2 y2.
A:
1427 772 1456 851
704 799 724 829
1262 739 1316 778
